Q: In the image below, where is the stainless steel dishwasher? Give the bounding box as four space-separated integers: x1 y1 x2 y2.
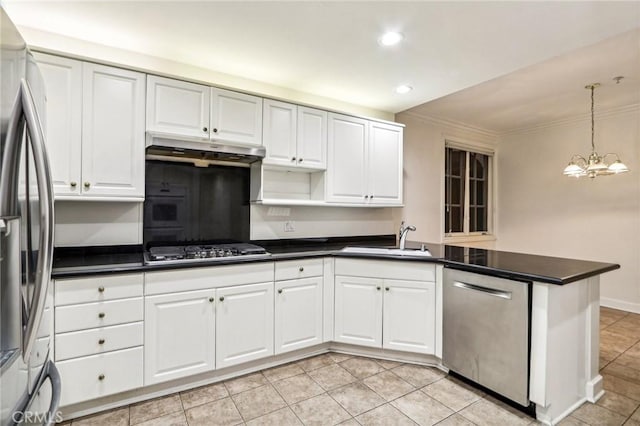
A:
443 267 531 406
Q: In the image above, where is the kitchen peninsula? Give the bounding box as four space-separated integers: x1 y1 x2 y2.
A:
51 237 618 425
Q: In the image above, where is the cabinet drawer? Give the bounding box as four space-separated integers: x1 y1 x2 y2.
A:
55 298 143 333
275 258 323 281
335 258 435 282
55 273 143 306
56 346 143 407
55 322 143 361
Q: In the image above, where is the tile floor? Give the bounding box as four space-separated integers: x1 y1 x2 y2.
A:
64 307 640 425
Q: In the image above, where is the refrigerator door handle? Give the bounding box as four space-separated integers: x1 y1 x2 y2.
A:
42 361 61 426
16 79 55 363
9 360 62 426
0 80 25 216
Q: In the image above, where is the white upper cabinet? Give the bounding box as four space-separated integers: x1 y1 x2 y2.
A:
146 75 210 138
35 54 145 200
82 63 145 198
210 88 262 147
263 99 297 166
326 113 368 203
368 121 403 205
326 113 403 206
33 53 82 197
263 100 327 170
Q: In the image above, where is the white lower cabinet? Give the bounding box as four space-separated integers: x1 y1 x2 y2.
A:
334 276 383 348
334 259 436 354
216 282 274 368
275 276 323 354
144 289 216 385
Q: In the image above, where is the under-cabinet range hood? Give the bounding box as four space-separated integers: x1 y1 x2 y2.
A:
146 132 265 167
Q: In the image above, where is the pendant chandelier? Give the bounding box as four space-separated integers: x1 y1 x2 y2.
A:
563 82 629 178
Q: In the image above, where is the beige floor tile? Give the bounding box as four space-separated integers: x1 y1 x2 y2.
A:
625 419 640 426
435 414 476 426
224 372 269 395
130 394 182 425
263 362 305 383
421 377 483 411
362 370 414 401
272 373 324 404
329 382 385 416
391 390 453 426
374 358 404 369
571 402 626 426
602 347 623 364
607 323 640 340
601 329 640 354
604 362 640 385
482 395 533 422
338 420 360 426
627 343 640 359
308 363 357 391
339 357 385 379
245 407 302 426
185 396 243 426
629 406 640 422
72 407 129 426
603 373 640 401
180 382 228 410
328 352 354 363
297 353 336 372
614 353 640 371
557 416 590 425
135 411 187 426
595 390 640 416
392 364 446 388
232 384 287 421
291 393 351 425
457 399 530 426
355 403 416 425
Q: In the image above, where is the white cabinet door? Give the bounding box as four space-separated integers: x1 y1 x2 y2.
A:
33 53 82 197
210 88 262 147
334 275 382 348
383 280 435 354
144 289 216 385
146 75 210 139
297 106 327 170
216 282 273 368
263 99 297 166
326 113 368 203
368 122 403 205
81 63 145 198
274 277 323 354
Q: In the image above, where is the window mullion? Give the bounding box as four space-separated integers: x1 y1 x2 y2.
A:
463 151 470 234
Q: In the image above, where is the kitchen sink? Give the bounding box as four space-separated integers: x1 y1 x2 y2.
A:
340 246 432 257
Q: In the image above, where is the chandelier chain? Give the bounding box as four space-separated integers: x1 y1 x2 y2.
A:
590 85 595 152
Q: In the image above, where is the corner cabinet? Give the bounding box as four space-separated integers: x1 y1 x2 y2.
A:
145 75 262 147
34 53 145 200
326 113 403 206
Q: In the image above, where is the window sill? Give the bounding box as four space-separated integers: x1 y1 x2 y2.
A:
443 234 496 244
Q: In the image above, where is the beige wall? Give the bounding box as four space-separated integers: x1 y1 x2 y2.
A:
495 107 640 312
394 112 499 245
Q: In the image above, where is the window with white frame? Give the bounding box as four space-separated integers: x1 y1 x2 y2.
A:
444 142 493 238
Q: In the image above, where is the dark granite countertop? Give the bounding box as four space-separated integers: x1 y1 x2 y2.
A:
52 235 620 285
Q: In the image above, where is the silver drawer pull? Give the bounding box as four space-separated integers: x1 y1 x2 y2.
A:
453 281 512 300
98 339 105 345
98 374 105 381
98 312 105 319
98 286 105 293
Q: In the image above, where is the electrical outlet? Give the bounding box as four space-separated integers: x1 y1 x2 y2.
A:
284 221 295 232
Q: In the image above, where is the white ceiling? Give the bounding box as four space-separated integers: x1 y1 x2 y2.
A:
3 1 640 117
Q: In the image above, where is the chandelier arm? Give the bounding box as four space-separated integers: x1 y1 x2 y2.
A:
570 155 588 167
601 153 621 162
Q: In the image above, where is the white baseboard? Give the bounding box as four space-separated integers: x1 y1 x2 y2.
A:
600 297 640 314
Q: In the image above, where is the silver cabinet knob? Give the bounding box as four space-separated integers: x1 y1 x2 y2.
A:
291 157 296 162
98 312 105 319
98 374 105 381
278 289 283 294
84 182 91 188
98 286 105 293
219 296 225 302
298 158 303 162
213 128 218 133
365 195 369 199
70 181 77 188
203 127 208 132
209 297 214 302
299 267 304 272
385 287 390 291
376 286 381 290
370 195 374 199
98 339 105 344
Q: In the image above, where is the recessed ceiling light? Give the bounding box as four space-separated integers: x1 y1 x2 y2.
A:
395 85 412 94
379 31 403 46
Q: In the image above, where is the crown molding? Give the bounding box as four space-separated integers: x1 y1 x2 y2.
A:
500 103 640 136
397 110 500 139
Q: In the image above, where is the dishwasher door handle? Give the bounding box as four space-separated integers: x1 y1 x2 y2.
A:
453 281 512 300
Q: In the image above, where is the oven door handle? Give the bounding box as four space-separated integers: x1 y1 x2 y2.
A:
452 281 512 300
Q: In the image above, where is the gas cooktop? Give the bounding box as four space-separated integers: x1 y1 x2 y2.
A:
144 243 270 265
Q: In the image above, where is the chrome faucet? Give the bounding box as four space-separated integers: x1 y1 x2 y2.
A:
398 221 416 250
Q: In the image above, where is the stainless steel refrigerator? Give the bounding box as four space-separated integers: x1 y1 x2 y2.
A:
0 8 61 426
